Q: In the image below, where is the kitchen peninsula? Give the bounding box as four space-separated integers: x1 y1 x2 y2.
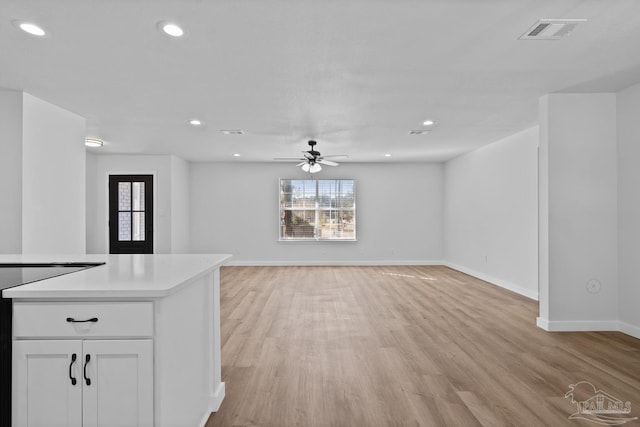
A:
1 253 231 427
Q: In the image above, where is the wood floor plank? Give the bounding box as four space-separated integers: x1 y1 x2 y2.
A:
206 266 640 427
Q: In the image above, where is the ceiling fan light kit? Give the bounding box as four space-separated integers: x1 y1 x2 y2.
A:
309 163 322 173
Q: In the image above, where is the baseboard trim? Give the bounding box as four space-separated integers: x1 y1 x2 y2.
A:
210 382 225 412
619 322 640 340
198 382 226 426
536 317 549 330
536 318 640 340
225 260 444 266
443 262 539 301
198 412 211 427
535 319 619 332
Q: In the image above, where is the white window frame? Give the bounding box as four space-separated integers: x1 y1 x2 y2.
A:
279 179 356 241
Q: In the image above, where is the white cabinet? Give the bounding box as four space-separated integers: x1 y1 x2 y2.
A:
10 261 227 427
12 302 154 427
82 340 153 427
12 340 82 427
13 339 153 427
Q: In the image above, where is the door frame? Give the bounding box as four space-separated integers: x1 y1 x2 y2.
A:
104 171 157 254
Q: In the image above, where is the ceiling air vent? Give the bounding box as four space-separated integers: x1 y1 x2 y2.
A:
220 129 244 135
409 130 430 135
519 19 586 40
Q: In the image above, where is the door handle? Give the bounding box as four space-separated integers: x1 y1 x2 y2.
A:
67 317 99 323
84 354 91 386
69 353 77 385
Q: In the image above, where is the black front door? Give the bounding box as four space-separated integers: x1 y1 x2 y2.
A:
109 175 154 254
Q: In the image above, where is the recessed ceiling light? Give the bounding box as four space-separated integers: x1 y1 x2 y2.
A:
13 20 47 37
221 130 244 135
157 21 184 37
85 138 104 148
422 119 436 126
232 153 241 157
188 119 202 126
384 153 392 157
409 130 431 135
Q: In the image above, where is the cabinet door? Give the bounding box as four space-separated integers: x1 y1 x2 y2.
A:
13 340 83 427
82 340 153 427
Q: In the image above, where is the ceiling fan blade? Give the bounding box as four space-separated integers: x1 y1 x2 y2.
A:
318 159 339 166
303 151 315 160
296 161 307 166
274 157 305 161
321 154 348 159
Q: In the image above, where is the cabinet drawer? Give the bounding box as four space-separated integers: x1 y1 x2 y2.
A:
13 302 153 338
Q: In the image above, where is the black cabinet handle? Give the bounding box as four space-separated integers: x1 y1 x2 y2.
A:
66 317 98 323
84 354 91 386
69 353 77 385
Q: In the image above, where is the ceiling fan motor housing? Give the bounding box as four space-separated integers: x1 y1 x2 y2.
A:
307 140 321 157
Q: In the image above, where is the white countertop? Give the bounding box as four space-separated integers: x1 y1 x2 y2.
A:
1 254 231 299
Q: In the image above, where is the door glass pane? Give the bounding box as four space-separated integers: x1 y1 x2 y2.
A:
132 212 145 241
132 182 145 211
118 212 131 241
118 182 131 210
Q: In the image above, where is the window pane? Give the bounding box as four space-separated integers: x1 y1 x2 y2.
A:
118 212 131 241
280 180 316 209
280 209 316 239
318 179 354 208
118 182 131 210
132 212 145 241
132 182 145 211
319 210 355 239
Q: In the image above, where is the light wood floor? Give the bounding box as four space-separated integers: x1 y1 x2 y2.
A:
206 266 640 427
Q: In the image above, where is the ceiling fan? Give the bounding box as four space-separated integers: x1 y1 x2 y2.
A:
274 140 348 173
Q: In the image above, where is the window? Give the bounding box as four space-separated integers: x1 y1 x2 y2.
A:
279 179 356 241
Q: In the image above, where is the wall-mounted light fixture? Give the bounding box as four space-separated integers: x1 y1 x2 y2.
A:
85 138 104 147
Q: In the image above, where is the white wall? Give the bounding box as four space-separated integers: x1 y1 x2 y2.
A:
189 162 443 264
538 93 618 330
0 90 23 253
86 154 189 254
170 156 190 254
21 93 86 254
85 152 100 253
444 126 539 299
0 91 86 254
617 82 640 337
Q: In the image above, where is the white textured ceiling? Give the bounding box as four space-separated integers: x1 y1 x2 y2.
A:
1 0 640 162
